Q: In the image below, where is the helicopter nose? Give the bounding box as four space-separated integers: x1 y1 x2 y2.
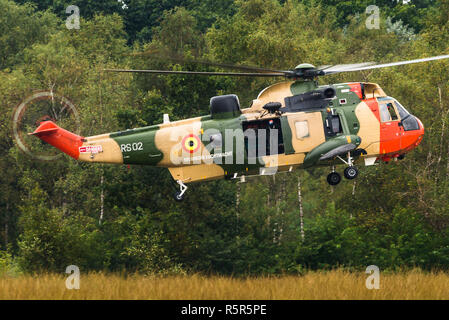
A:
418 117 424 134
414 117 425 147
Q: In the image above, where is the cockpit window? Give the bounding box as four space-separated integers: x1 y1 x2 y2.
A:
380 102 399 122
393 100 410 119
393 100 419 131
387 103 398 120
380 103 391 122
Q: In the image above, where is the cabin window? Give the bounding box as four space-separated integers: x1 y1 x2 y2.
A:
331 116 342 134
295 121 309 139
325 114 343 136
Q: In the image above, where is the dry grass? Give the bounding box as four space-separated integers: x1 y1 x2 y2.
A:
1 270 449 299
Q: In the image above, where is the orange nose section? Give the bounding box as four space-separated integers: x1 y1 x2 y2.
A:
29 121 84 159
414 117 425 147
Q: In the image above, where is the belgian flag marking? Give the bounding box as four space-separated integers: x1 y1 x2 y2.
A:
182 134 200 153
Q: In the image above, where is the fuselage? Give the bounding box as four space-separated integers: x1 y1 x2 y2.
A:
31 80 424 184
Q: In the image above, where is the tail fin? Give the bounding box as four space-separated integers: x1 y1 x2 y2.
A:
29 121 84 159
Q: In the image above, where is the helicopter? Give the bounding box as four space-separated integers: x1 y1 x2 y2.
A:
30 55 449 201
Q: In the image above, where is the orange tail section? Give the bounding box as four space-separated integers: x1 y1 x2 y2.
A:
29 121 84 159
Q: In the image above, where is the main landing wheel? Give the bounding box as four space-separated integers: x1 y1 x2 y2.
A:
344 166 359 180
173 180 188 202
174 191 185 202
327 172 341 186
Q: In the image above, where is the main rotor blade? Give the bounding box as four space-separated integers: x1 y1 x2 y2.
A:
103 69 289 77
319 62 376 73
131 50 288 74
323 55 449 74
178 60 288 74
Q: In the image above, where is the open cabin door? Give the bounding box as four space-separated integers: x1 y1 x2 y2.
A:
242 118 285 159
281 111 326 155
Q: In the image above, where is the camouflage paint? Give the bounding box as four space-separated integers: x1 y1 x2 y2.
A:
111 126 162 165
31 80 424 184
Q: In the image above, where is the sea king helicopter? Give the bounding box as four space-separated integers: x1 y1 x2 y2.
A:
30 55 449 200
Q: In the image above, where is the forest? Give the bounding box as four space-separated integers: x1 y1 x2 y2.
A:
1 0 449 277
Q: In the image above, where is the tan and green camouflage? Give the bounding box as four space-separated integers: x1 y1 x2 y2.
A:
31 79 424 186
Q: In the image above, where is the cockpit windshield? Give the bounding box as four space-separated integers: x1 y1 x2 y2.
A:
392 99 420 131
393 99 410 118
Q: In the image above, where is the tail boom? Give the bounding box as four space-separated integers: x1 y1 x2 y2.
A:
29 121 84 159
30 121 123 164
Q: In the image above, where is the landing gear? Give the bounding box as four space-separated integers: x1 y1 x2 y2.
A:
343 166 359 179
339 152 358 180
327 151 360 185
327 172 341 185
173 180 188 201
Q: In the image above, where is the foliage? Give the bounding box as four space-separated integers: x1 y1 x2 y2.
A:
0 0 59 69
0 250 22 276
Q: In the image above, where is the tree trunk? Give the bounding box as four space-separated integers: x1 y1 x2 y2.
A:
4 203 8 248
277 175 286 245
236 181 240 220
99 173 104 225
4 221 7 248
436 86 445 189
298 176 305 242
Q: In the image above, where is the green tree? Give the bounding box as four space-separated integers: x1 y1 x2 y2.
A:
0 0 59 69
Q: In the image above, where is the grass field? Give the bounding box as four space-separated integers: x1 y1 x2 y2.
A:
1 270 449 299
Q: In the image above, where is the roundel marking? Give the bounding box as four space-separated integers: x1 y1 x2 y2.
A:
182 134 201 153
